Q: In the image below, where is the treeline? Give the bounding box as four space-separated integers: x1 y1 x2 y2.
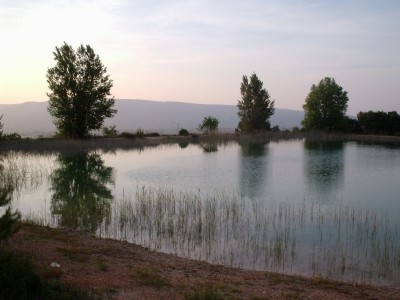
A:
346 111 400 136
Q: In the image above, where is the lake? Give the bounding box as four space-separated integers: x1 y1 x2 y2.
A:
2 138 400 285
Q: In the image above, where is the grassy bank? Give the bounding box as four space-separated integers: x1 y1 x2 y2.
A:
0 245 91 300
6 224 400 300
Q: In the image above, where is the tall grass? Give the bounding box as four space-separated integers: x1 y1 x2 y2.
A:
99 186 400 286
0 151 53 195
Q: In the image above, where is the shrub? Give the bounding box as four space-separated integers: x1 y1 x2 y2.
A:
144 132 160 137
136 128 144 138
1 133 22 140
0 247 90 300
119 132 135 139
179 128 190 136
102 125 118 137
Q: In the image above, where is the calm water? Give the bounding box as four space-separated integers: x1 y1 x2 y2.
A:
2 139 400 285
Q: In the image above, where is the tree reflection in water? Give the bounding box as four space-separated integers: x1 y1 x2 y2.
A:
50 152 114 232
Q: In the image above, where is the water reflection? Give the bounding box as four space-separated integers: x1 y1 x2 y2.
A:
200 142 218 153
50 152 114 232
239 141 269 199
303 140 344 202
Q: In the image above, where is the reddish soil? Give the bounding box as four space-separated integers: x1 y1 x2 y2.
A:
6 225 400 299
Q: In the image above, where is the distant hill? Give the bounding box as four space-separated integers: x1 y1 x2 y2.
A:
0 99 304 137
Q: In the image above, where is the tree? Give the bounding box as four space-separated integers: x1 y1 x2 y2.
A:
357 110 400 135
199 116 219 133
302 77 348 132
47 42 116 138
102 125 119 137
0 115 3 137
237 73 275 132
0 156 20 240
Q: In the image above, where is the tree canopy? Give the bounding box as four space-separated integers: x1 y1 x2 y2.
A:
199 116 219 133
357 111 400 135
47 42 116 138
302 77 348 132
237 73 275 132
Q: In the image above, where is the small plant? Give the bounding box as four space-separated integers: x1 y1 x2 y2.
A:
179 128 190 136
133 268 169 289
185 286 224 300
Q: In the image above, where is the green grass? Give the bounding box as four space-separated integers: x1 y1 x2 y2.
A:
0 246 91 300
185 286 226 300
133 267 170 289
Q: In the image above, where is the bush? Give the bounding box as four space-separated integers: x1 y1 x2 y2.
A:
179 129 190 136
1 133 22 140
119 132 135 139
144 132 160 137
136 128 144 138
102 125 118 137
0 247 90 300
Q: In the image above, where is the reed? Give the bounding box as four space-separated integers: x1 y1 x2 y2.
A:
102 186 400 286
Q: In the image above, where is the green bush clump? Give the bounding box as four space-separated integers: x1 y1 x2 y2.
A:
179 128 190 136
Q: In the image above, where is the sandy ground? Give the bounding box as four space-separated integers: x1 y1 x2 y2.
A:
6 225 400 300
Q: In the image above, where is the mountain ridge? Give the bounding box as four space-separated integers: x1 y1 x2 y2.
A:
0 99 304 136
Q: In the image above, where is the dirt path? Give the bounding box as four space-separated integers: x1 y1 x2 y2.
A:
6 225 400 299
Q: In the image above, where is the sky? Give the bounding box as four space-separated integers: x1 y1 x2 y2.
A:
0 0 399 114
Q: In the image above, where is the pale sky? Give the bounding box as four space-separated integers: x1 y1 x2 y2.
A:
0 0 399 114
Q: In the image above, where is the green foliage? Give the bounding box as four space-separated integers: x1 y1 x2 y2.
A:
1 133 22 140
102 125 118 137
199 116 219 133
302 77 348 132
135 128 144 138
185 287 224 300
144 132 160 137
179 128 190 136
134 268 169 289
0 186 20 240
357 111 400 135
47 42 116 138
0 156 20 241
119 132 135 139
343 116 362 134
0 247 90 300
237 73 275 132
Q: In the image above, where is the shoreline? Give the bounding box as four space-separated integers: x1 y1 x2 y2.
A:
5 224 400 299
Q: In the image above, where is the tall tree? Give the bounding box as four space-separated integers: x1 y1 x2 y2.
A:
237 73 275 132
302 77 348 132
47 42 116 138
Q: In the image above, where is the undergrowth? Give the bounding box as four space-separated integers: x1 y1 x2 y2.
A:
0 246 91 300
